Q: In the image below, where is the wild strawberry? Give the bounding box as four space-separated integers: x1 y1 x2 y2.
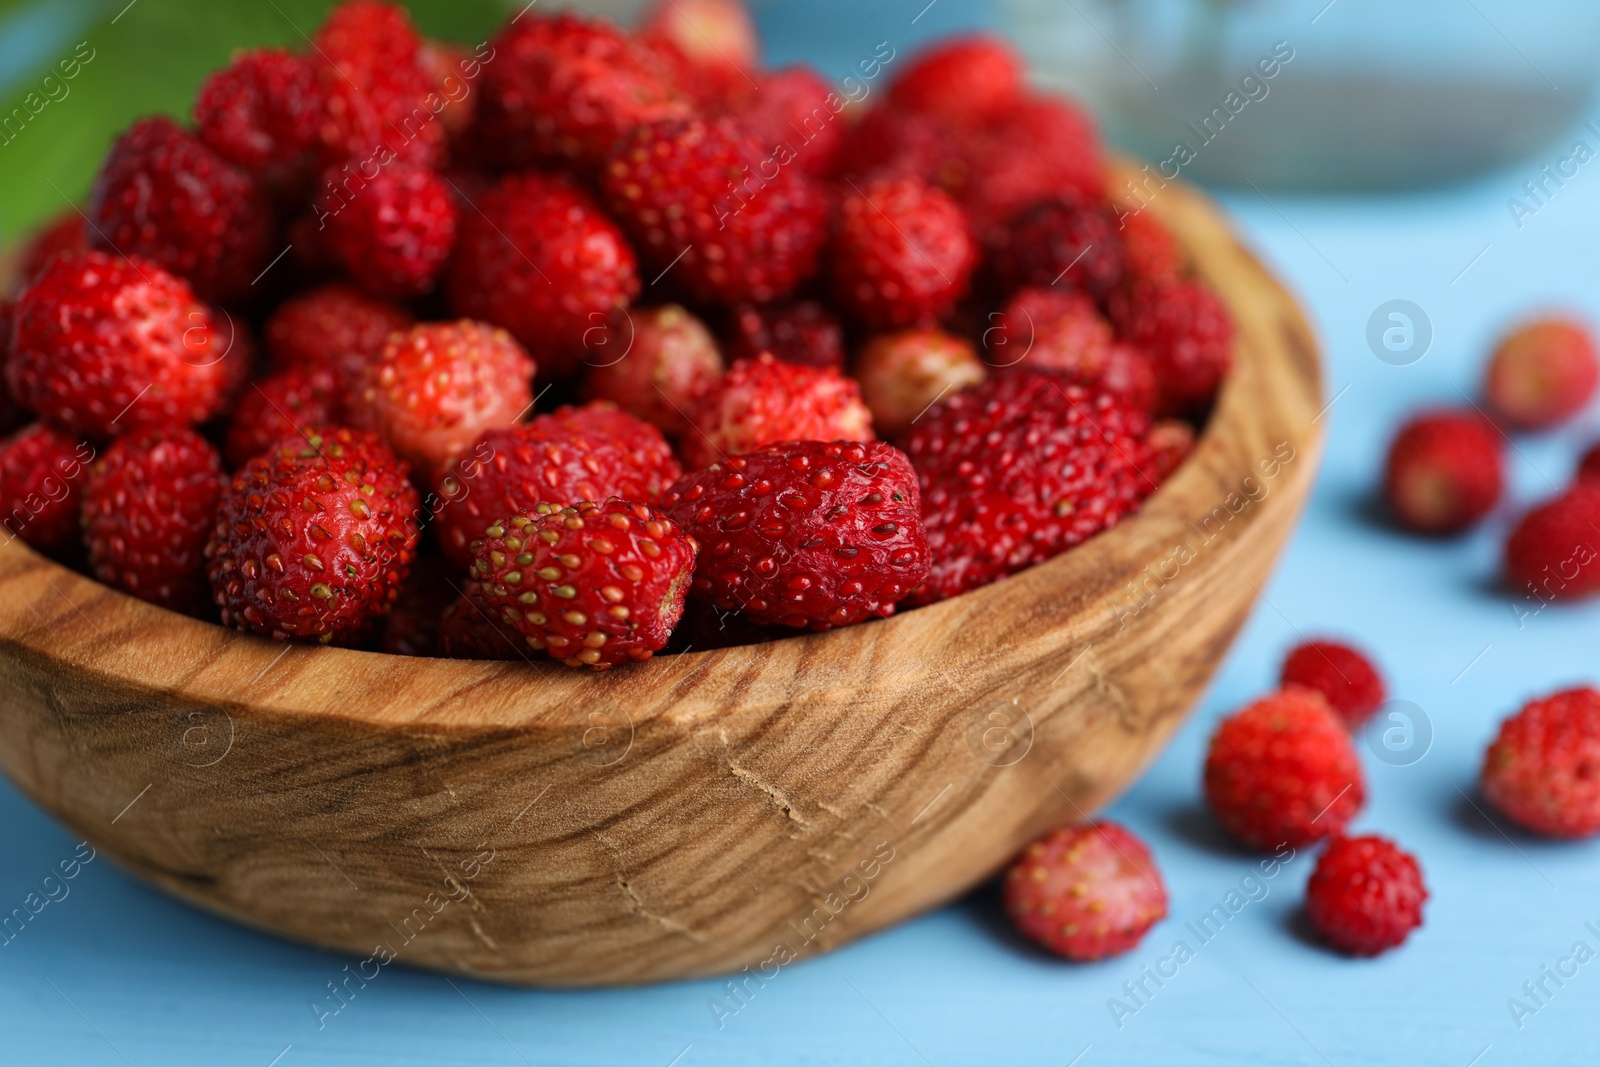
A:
1383 410 1504 535
8 252 231 439
1305 835 1427 956
681 353 874 470
473 12 689 174
18 211 87 286
82 429 225 615
87 116 275 304
1119 210 1183 282
1506 485 1600 602
988 288 1157 411
1483 687 1600 837
1483 318 1599 431
1281 639 1386 729
356 321 535 484
660 440 930 629
959 97 1104 240
830 176 976 330
992 191 1127 299
193 48 324 185
727 66 846 177
723 301 845 369
855 328 986 438
580 305 724 437
470 499 695 669
311 0 444 168
1204 688 1365 850
905 371 1156 603
1145 419 1195 482
437 582 528 660
640 0 759 106
205 427 420 644
1002 822 1168 962
433 403 681 569
224 370 343 470
835 106 963 191
264 282 414 392
319 162 457 300
888 35 1024 124
602 116 828 307
447 172 640 381
1108 277 1235 416
0 424 94 554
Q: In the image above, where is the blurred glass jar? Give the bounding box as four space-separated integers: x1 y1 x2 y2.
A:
997 0 1600 190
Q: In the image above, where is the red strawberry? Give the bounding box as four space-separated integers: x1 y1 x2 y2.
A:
193 48 324 186
988 288 1157 412
1204 688 1365 850
1483 318 1599 431
1482 686 1600 837
433 402 681 570
1144 419 1195 482
1119 210 1184 283
1281 639 1387 729
419 40 478 142
639 0 759 106
1108 277 1235 416
1383 410 1504 535
319 162 457 300
8 252 231 439
580 304 724 437
855 328 986 439
18 211 88 286
1002 822 1169 962
87 116 276 304
724 301 845 370
888 35 1024 124
264 282 414 392
437 581 529 661
726 66 845 177
470 499 695 669
311 0 444 168
472 12 690 174
905 371 1156 603
356 321 535 484
958 97 1104 240
830 176 976 330
82 429 225 615
0 424 95 554
1506 486 1600 601
224 370 343 470
205 427 420 644
602 116 828 307
660 440 930 629
1305 835 1427 956
991 191 1127 299
681 353 874 470
447 172 640 381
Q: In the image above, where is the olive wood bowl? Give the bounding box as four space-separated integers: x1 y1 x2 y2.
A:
0 164 1321 986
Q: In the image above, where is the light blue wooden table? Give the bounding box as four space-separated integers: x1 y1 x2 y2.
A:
4 1 1600 1063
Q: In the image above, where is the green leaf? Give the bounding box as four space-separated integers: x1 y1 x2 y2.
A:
0 0 515 242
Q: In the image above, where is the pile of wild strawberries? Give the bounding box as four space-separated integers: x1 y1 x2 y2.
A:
0 0 1233 666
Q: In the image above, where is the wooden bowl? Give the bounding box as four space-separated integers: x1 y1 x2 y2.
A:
0 166 1321 987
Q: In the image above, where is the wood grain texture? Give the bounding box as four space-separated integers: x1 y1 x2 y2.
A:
0 165 1322 986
